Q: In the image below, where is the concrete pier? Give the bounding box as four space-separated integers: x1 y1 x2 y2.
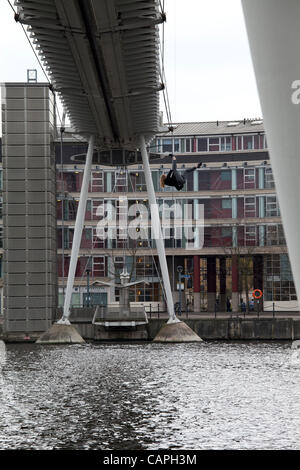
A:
153 321 202 343
36 323 85 344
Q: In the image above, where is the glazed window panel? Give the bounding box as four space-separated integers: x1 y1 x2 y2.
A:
93 256 106 277
266 225 278 245
237 136 242 150
244 168 256 189
243 135 254 150
221 199 232 209
265 196 278 217
220 170 231 181
114 169 127 192
209 137 219 151
278 225 286 245
220 136 232 151
244 196 256 217
254 135 259 149
197 138 208 152
92 200 104 220
91 171 104 192
245 225 256 245
93 227 105 248
174 139 180 152
156 138 162 152
162 138 173 152
265 167 275 189
264 254 295 301
186 170 194 191
129 171 146 192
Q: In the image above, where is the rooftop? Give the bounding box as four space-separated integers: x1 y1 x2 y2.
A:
159 119 265 136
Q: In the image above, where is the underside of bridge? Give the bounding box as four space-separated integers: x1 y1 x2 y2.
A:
16 0 162 150
13 0 201 343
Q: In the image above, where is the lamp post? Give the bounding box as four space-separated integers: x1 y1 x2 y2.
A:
86 269 91 307
177 265 183 316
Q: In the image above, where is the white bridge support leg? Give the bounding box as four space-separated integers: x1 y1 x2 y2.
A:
58 135 95 324
139 135 178 323
242 1 300 304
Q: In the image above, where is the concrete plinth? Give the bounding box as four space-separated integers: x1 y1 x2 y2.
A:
153 320 202 343
232 292 240 313
194 292 201 313
36 323 85 344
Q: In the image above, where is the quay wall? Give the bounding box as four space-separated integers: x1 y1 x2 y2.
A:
74 317 300 341
1 317 300 342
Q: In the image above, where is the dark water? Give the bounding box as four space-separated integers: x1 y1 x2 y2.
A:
0 340 299 450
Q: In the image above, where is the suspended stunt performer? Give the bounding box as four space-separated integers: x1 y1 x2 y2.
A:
160 155 202 191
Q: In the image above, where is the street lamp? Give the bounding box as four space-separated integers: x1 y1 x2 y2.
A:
177 265 183 316
86 269 91 307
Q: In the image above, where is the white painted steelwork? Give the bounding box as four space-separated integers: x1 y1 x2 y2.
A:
242 0 300 304
16 0 163 150
140 135 177 322
15 0 177 323
59 135 94 322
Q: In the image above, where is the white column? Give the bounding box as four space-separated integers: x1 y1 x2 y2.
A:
139 135 177 323
242 0 300 302
231 168 237 191
59 135 94 323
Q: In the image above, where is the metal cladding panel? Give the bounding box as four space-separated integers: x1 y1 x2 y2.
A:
16 0 162 151
2 83 58 335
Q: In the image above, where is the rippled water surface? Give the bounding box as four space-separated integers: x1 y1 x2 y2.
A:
0 341 300 450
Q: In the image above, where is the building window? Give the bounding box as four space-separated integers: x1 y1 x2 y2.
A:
245 225 256 245
264 254 296 301
221 170 231 181
93 256 106 277
221 227 232 237
156 138 162 152
197 138 208 151
209 137 219 151
220 136 232 151
237 136 242 150
91 171 104 192
244 168 256 188
243 135 254 149
254 135 260 149
162 139 173 152
244 197 256 217
266 225 279 246
265 167 275 189
265 196 279 217
174 139 180 152
222 199 232 209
